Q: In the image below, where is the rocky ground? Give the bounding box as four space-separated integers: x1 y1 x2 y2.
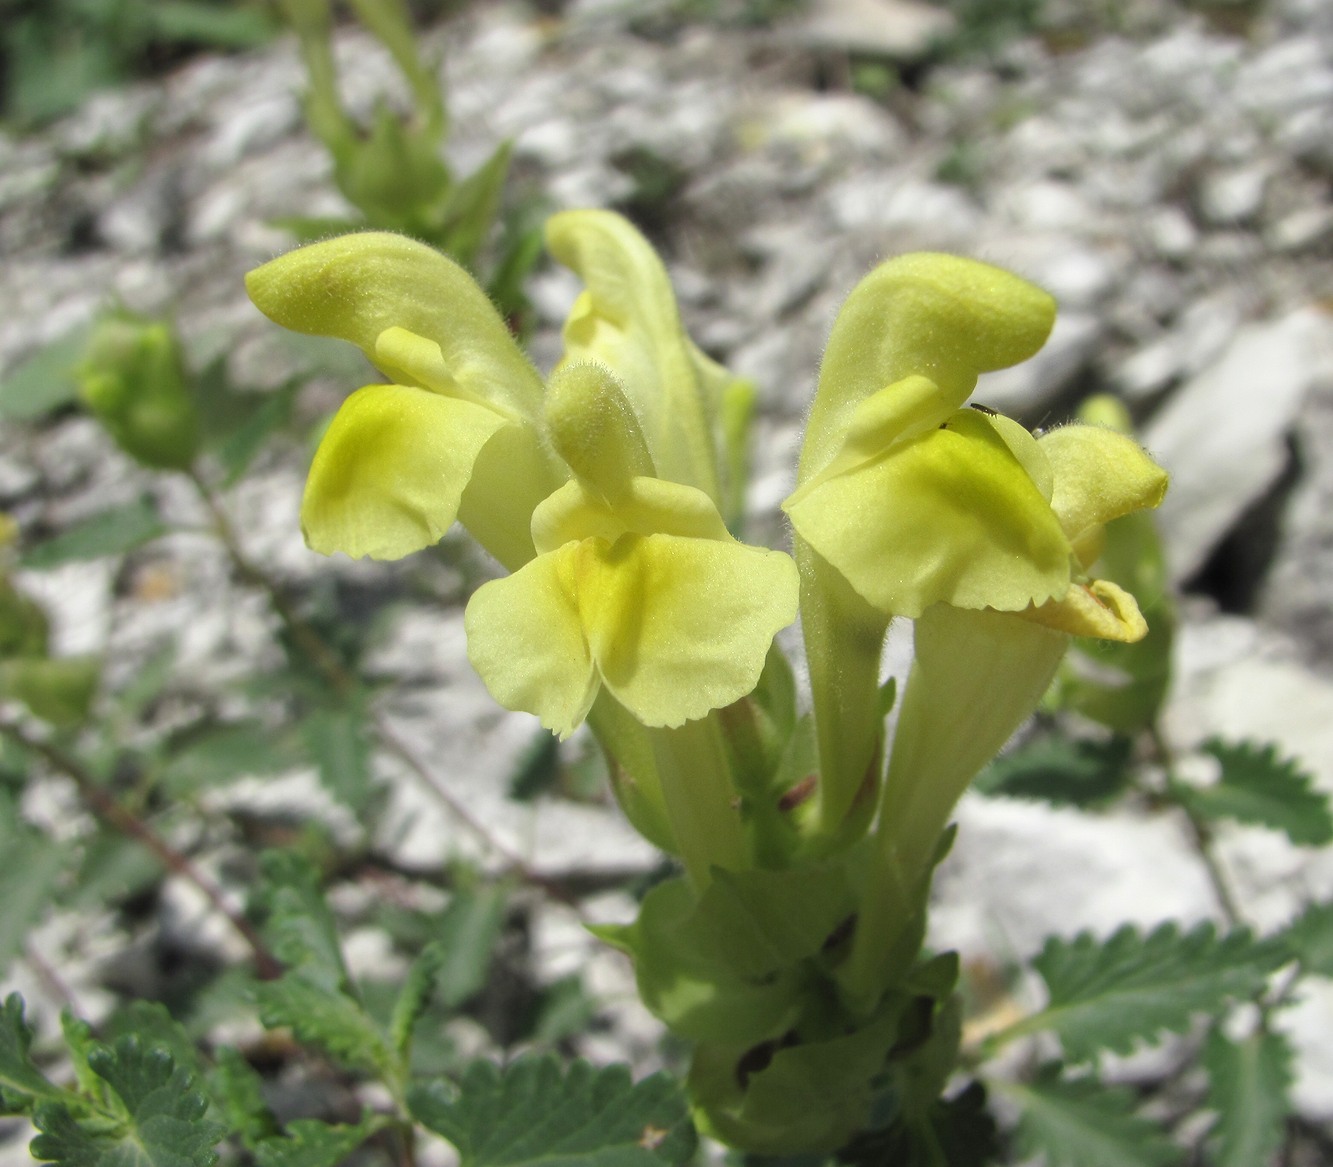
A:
1 0 1332 1154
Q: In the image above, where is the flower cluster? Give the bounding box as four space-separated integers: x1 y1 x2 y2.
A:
248 211 1167 1152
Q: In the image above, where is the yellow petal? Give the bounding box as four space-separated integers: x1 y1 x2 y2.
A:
463 544 598 740
1019 579 1149 642
301 383 507 559
785 410 1070 618
799 252 1056 482
546 210 721 500
1040 424 1169 565
246 232 544 420
587 534 800 728
531 476 731 556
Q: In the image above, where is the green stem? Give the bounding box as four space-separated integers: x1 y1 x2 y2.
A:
649 713 749 889
797 539 889 848
0 718 282 980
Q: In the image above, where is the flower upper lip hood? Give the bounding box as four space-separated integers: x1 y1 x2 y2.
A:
245 230 566 572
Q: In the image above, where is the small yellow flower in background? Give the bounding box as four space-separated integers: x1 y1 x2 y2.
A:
465 363 797 739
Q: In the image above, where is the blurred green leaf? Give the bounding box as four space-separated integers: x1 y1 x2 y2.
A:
253 851 348 993
254 1115 389 1167
1175 739 1333 847
161 721 306 796
1202 1027 1292 1167
299 703 375 812
0 800 66 975
210 1047 278 1148
0 994 65 1112
1279 900 1333 977
975 734 1133 808
255 976 393 1078
22 498 169 570
0 328 89 420
1004 1065 1179 1167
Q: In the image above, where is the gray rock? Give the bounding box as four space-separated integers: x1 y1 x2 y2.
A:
1196 163 1271 227
1145 309 1327 582
783 0 955 59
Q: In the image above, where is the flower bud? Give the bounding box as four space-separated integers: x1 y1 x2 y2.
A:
78 313 201 472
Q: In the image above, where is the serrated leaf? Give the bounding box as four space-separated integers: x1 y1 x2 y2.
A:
1016 922 1286 1063
1202 1027 1292 1167
254 976 394 1078
388 884 507 1054
0 994 64 1110
0 804 65 974
161 721 306 796
253 1115 389 1167
1281 901 1333 977
1005 1066 1180 1167
836 1080 998 1167
253 851 348 992
298 704 374 812
974 734 1133 808
409 1057 696 1167
30 1035 226 1167
1176 740 1333 846
21 498 169 570
210 1047 278 1148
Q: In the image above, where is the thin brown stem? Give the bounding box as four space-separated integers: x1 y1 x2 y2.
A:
189 469 587 911
1 719 282 979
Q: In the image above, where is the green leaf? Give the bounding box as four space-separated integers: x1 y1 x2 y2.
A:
1004 1066 1180 1167
0 994 64 1111
438 141 514 267
974 733 1133 807
253 851 348 992
253 1115 389 1167
1202 1027 1292 1167
254 977 393 1078
144 2 276 48
1016 922 1286 1063
298 704 375 812
836 1080 998 1167
160 721 307 796
0 802 65 975
212 381 300 487
30 1035 226 1167
409 1056 696 1167
1281 900 1333 976
21 498 169 570
1175 739 1333 847
0 328 88 420
388 884 508 1054
210 1047 278 1147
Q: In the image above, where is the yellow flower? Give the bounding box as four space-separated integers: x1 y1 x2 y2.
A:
464 363 797 739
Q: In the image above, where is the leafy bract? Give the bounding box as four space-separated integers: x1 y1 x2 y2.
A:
1018 922 1286 1062
1004 1066 1180 1167
30 1035 226 1167
1202 1028 1292 1167
409 1056 696 1167
1176 739 1333 847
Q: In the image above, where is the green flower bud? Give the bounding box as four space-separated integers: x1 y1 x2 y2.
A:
78 313 201 472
